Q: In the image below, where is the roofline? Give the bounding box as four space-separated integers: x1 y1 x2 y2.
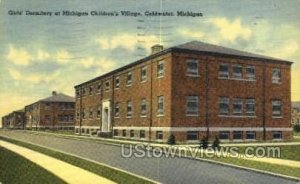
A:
74 48 293 88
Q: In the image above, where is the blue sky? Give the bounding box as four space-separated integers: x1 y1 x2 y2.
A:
0 0 300 126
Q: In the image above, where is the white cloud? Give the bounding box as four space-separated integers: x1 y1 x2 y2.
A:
55 50 72 64
36 49 50 61
7 45 32 66
207 17 252 43
80 57 95 68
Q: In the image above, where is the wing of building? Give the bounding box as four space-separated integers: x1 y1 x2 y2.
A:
25 91 75 130
74 41 293 142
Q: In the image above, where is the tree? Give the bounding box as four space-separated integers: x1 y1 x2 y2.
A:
294 124 300 132
212 136 220 150
167 134 176 145
200 136 209 149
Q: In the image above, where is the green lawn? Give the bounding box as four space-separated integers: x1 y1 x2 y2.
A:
0 146 66 184
0 136 154 184
294 131 300 137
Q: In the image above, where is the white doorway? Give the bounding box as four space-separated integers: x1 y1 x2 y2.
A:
101 100 111 132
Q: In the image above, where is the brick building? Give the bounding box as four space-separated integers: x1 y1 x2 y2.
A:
292 102 300 125
1 115 10 129
25 91 75 130
74 41 292 142
7 109 25 129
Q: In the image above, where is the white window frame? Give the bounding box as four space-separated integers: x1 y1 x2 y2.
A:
219 64 229 79
157 96 164 115
272 100 282 117
186 96 199 116
105 81 110 91
114 102 120 117
140 98 147 116
127 72 132 86
96 82 101 93
232 65 243 79
127 101 133 117
141 66 147 82
246 98 255 116
233 98 243 115
186 59 199 76
115 76 120 89
272 68 281 83
157 61 165 78
246 66 256 80
219 97 229 115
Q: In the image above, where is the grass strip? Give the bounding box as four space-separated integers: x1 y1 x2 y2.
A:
0 136 154 184
0 146 67 184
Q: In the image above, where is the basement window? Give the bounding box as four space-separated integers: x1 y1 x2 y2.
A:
233 131 243 140
140 130 145 139
130 130 134 138
273 131 282 139
246 131 256 140
187 131 198 140
156 131 163 140
219 131 230 140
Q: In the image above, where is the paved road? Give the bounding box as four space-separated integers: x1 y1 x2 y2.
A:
0 130 297 184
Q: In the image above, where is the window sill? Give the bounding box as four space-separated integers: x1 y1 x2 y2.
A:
141 80 147 83
114 116 120 119
232 139 243 142
126 116 133 119
186 140 199 143
218 115 257 118
272 138 283 141
218 77 257 82
272 116 283 119
126 84 132 87
186 74 200 77
140 115 147 118
115 87 120 90
157 114 164 117
245 139 257 141
157 75 164 79
272 81 282 84
186 114 199 117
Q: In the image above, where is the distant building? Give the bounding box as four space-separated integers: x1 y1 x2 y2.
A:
292 102 300 125
74 41 293 142
25 91 75 130
1 115 10 129
7 109 25 129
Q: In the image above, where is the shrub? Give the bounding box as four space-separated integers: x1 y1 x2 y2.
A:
200 136 209 149
212 136 220 150
167 134 176 145
294 124 300 132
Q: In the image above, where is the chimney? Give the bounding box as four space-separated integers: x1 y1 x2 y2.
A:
151 44 163 55
52 91 57 96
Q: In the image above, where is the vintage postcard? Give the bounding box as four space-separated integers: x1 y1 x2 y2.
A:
0 0 300 184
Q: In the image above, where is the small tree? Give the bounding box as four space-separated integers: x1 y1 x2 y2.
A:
200 136 209 149
167 134 176 145
212 136 220 150
294 124 300 132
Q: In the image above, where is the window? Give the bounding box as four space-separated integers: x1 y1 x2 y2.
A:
233 131 243 140
233 98 243 115
113 129 118 136
246 98 255 116
140 130 145 139
272 100 282 117
89 108 93 119
45 115 51 122
157 61 165 77
219 64 229 78
82 88 86 96
140 98 147 116
82 108 86 119
246 131 256 140
122 129 126 137
186 96 199 115
186 59 199 76
69 115 74 121
89 86 93 95
115 77 120 89
156 131 163 140
45 103 51 110
219 97 229 115
219 131 230 140
114 102 120 117
76 110 80 120
105 81 110 91
272 68 281 83
246 66 256 80
127 101 133 117
97 82 101 93
130 130 134 138
157 96 164 115
141 66 147 82
127 72 132 86
273 131 282 139
64 115 68 122
233 65 243 79
187 131 198 140
97 105 101 118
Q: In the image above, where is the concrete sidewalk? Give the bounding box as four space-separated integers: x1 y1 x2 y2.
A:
0 140 116 184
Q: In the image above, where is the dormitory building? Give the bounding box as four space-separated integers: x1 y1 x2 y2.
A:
74 41 293 142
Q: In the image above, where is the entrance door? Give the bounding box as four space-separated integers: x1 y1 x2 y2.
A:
101 100 111 132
